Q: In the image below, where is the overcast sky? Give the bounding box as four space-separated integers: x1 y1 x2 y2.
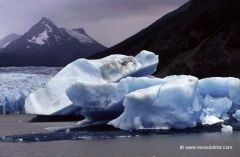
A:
0 0 188 47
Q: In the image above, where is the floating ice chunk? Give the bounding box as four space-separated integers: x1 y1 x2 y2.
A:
200 95 232 125
198 77 240 104
108 76 202 130
221 125 233 133
25 51 158 115
233 110 240 121
67 77 169 120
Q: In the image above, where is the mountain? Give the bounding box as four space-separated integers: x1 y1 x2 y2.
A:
91 0 240 79
62 28 106 54
0 17 106 67
0 33 22 48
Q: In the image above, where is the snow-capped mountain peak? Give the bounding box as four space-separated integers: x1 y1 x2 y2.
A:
73 28 85 34
39 17 55 33
65 28 95 44
24 17 66 46
0 17 107 66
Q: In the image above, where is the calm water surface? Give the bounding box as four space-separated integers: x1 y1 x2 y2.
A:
0 115 239 157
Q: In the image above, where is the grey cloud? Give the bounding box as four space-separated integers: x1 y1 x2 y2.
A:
0 0 188 47
51 0 188 21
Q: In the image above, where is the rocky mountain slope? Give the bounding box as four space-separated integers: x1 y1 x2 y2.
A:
91 0 240 78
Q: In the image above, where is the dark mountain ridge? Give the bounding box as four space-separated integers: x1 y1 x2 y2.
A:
91 0 240 78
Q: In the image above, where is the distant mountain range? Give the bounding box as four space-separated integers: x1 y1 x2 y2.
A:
0 17 106 67
0 33 22 49
92 0 240 78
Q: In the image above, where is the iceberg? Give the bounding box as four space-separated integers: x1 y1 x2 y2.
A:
66 76 178 121
22 50 240 131
108 76 203 130
221 125 233 133
25 50 158 115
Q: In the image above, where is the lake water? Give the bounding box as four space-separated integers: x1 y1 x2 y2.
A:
0 115 239 157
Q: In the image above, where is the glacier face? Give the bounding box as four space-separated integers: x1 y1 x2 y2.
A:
0 67 60 114
25 50 158 115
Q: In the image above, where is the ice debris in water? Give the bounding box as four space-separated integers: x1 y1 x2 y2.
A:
221 125 233 133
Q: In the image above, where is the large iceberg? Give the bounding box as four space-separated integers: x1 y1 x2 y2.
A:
108 76 202 130
23 50 240 131
66 75 240 130
25 50 158 115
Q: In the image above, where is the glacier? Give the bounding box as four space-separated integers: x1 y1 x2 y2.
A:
0 67 60 114
25 50 158 115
